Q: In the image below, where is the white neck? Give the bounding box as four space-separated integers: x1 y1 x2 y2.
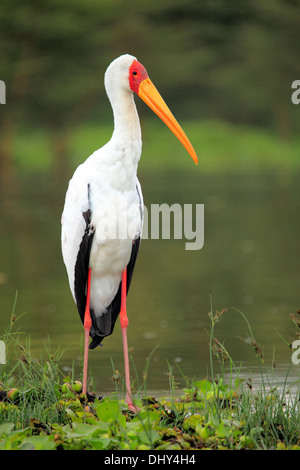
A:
92 89 142 192
109 89 142 164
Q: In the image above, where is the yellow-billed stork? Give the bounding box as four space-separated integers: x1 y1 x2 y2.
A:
61 54 198 410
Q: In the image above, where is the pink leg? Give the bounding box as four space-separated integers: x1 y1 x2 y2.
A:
119 269 137 412
83 268 92 395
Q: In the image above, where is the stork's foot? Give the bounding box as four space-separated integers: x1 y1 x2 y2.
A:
127 403 140 413
126 396 140 413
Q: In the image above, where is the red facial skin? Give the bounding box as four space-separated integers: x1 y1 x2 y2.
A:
129 60 149 94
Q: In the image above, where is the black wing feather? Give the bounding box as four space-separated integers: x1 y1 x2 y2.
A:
74 207 94 325
73 184 142 349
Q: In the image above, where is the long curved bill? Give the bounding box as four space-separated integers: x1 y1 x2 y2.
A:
138 78 198 165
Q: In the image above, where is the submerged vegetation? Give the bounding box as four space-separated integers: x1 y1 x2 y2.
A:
0 303 299 451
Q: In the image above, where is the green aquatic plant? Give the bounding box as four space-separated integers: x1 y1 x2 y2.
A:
0 303 299 450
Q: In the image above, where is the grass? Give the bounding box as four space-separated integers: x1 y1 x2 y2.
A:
0 301 299 451
12 118 300 174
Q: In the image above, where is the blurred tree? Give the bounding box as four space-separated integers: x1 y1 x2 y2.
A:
238 0 300 138
0 0 122 177
140 0 300 135
0 0 299 180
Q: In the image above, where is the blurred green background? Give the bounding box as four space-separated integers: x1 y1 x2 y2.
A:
0 0 299 392
1 0 300 176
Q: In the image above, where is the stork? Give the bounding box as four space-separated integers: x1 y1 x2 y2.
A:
61 54 198 410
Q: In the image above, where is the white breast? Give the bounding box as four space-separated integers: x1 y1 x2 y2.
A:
61 138 143 318
89 178 142 316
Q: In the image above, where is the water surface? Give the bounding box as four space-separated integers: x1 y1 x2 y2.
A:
0 168 299 395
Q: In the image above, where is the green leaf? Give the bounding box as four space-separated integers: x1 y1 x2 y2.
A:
88 437 111 450
19 436 56 450
0 423 15 436
136 410 161 425
216 422 230 438
183 414 205 431
96 400 126 427
65 422 108 439
193 379 212 394
139 430 160 446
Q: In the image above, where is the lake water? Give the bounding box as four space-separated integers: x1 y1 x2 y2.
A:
0 168 299 396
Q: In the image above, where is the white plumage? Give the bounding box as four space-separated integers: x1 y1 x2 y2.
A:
61 54 197 403
62 55 143 328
